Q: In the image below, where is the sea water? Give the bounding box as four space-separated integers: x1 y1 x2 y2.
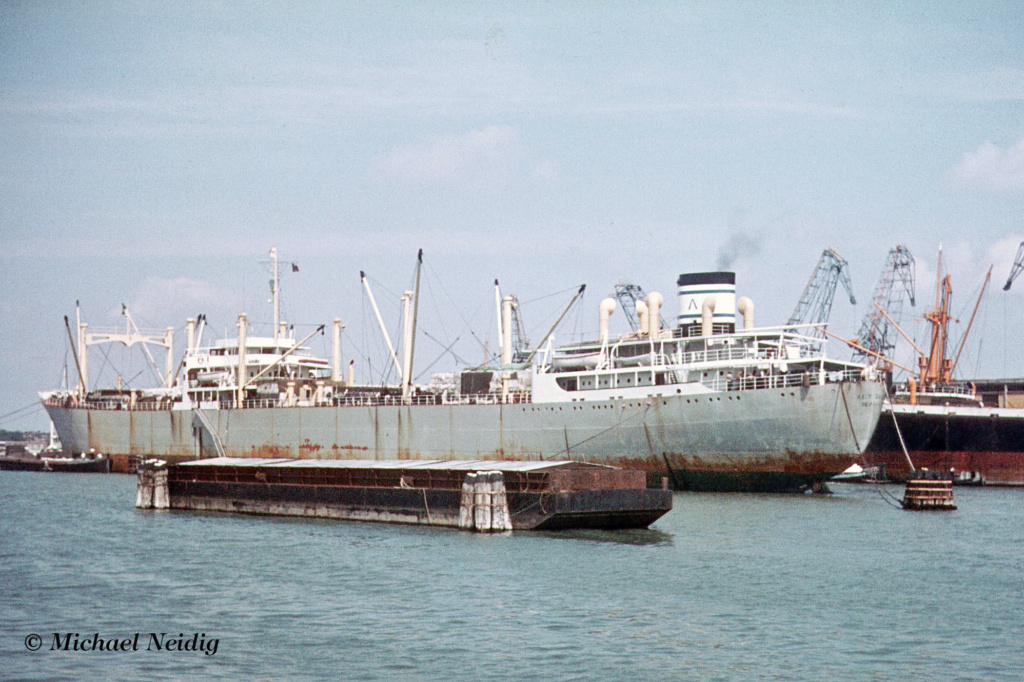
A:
2 472 1022 681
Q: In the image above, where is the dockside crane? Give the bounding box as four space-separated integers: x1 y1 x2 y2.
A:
1003 240 1024 291
508 296 531 363
786 248 856 337
614 282 667 333
494 280 533 365
852 245 916 362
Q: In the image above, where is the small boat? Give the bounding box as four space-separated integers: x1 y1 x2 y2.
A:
831 463 867 482
0 442 110 473
40 452 111 473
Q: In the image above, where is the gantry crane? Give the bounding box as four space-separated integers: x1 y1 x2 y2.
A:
787 248 856 337
852 245 916 362
1003 240 1024 291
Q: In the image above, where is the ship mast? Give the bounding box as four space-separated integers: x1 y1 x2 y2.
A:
270 247 280 343
401 249 423 404
917 248 992 389
919 249 953 389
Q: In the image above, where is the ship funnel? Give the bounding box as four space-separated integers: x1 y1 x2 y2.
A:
678 272 736 337
599 298 617 344
737 296 754 330
646 292 663 340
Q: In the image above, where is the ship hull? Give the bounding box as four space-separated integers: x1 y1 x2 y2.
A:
863 404 1024 485
44 381 884 492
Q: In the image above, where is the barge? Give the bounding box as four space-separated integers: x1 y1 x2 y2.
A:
136 458 673 531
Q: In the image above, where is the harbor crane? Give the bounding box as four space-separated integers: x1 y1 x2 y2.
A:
853 245 916 362
494 280 533 364
508 295 531 363
1003 240 1024 291
614 282 667 333
786 248 856 337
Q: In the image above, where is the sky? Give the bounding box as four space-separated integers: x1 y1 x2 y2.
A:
2 1 1023 431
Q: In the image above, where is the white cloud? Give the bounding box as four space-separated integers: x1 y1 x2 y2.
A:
366 126 526 187
530 158 560 184
946 137 1024 193
124 277 220 327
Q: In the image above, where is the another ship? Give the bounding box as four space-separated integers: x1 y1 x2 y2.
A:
41 250 885 492
860 251 1024 485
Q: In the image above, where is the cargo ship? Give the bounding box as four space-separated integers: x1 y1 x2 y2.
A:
863 389 1024 485
41 250 885 492
859 252 1024 485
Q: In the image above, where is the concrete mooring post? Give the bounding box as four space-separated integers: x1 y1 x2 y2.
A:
459 473 477 529
136 461 169 510
459 471 512 532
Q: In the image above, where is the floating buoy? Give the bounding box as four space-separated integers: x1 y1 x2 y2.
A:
901 478 956 511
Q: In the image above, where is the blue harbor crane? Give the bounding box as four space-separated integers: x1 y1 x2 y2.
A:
508 294 531 364
1003 241 1024 291
614 282 667 333
853 245 916 362
787 248 857 338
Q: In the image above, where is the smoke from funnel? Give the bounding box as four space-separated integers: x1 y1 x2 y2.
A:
717 231 762 270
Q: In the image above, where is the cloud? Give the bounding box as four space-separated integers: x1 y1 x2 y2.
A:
123 277 221 327
366 126 528 187
946 137 1024 193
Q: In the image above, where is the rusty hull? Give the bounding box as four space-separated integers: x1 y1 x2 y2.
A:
47 379 884 490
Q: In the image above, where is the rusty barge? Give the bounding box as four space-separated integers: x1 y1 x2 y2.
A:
136 458 673 531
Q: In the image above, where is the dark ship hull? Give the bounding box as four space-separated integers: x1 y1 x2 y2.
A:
863 403 1024 485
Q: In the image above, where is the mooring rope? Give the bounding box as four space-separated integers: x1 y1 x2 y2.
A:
873 481 904 508
868 387 912 508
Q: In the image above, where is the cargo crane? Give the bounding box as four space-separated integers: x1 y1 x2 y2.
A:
614 282 667 333
852 245 916 363
1003 240 1024 291
786 248 856 337
508 295 531 363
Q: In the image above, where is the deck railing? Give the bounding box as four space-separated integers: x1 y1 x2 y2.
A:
45 364 864 413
